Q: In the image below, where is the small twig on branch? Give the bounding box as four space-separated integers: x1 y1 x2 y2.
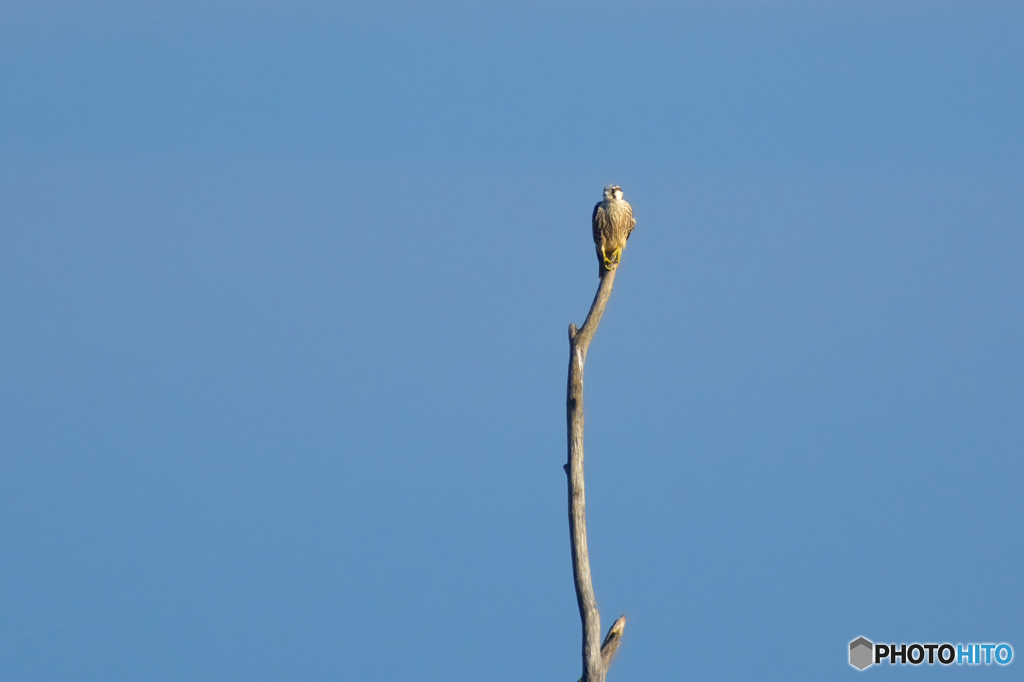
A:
565 268 626 682
600 615 627 666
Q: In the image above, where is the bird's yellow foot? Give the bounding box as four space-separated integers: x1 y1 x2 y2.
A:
603 247 622 269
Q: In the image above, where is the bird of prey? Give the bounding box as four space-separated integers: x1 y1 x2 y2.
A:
592 185 636 276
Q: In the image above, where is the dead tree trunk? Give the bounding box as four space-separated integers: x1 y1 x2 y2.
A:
565 268 627 682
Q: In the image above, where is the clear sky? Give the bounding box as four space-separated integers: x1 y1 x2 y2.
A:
1 2 1022 680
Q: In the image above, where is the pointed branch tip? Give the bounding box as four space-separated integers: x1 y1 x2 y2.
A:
568 323 578 340
600 615 626 666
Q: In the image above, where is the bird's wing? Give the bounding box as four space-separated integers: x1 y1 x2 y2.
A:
592 202 604 243
624 202 636 239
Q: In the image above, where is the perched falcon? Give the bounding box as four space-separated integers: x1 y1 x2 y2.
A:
592 185 636 276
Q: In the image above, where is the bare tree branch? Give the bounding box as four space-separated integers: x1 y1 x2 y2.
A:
565 268 626 682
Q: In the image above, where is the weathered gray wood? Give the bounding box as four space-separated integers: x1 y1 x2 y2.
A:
565 268 626 682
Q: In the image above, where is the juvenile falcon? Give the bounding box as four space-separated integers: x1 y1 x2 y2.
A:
592 185 636 276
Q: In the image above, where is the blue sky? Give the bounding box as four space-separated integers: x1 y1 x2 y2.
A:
1 2 1022 680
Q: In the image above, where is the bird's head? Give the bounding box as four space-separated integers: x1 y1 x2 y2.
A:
603 185 624 201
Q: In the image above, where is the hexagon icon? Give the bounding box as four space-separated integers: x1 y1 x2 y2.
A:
849 637 874 670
